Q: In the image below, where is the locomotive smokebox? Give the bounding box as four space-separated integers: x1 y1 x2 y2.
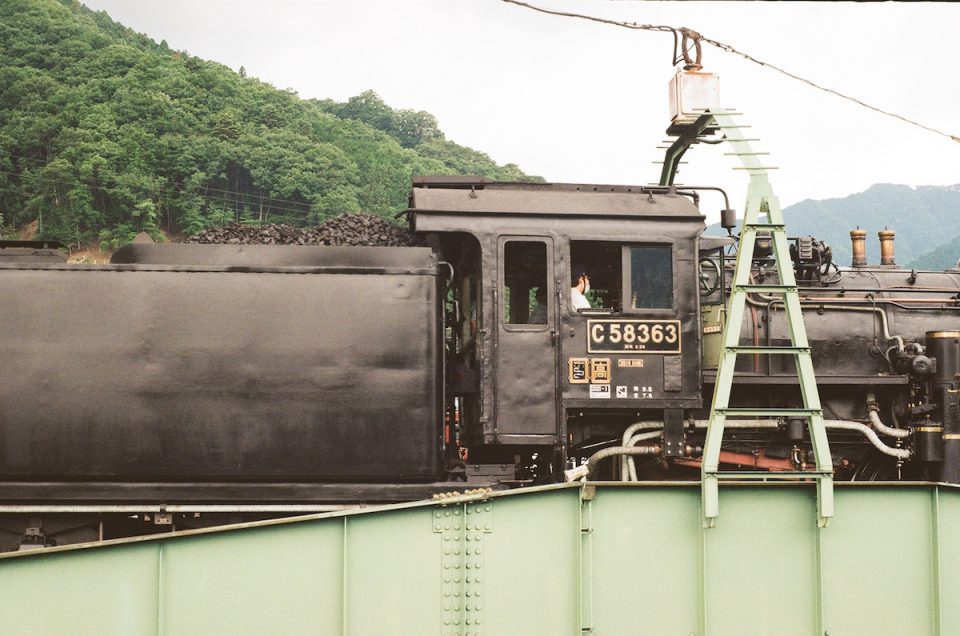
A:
850 228 867 267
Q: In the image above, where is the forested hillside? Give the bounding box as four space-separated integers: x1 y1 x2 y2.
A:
0 0 538 249
708 184 960 270
910 234 960 270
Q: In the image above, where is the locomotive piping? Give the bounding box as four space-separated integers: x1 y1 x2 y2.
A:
746 295 906 352
568 445 662 481
620 421 665 476
613 416 911 481
824 421 912 460
625 431 670 481
867 407 910 439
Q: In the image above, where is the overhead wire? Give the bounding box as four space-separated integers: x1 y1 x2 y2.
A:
0 150 322 214
0 167 317 224
0 163 318 219
502 0 960 144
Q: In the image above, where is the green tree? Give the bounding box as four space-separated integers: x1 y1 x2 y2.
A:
395 109 443 148
0 0 540 247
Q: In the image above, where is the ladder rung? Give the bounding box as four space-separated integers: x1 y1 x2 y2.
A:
726 346 809 354
691 109 743 115
664 137 759 143
734 284 795 293
713 125 752 129
705 471 833 481
733 166 779 170
713 408 822 417
744 223 785 230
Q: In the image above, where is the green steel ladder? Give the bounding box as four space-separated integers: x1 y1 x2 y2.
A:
703 110 833 528
661 109 834 528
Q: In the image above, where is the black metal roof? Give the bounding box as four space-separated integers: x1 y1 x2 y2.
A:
409 179 702 219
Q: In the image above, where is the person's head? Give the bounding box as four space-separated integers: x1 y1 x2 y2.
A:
535 286 547 304
572 271 589 294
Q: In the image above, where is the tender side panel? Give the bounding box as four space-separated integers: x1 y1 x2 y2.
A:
0 263 442 481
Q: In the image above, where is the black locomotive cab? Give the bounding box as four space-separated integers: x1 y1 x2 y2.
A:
408 178 706 472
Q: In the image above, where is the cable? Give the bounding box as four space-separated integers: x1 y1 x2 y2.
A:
502 0 676 33
697 34 960 144
0 150 325 213
501 0 960 144
0 168 315 222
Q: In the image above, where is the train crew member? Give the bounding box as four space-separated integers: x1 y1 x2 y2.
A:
571 271 591 310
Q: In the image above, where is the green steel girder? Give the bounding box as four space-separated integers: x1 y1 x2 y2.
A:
2 482 959 635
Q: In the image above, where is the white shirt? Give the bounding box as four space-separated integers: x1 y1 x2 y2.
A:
571 287 591 310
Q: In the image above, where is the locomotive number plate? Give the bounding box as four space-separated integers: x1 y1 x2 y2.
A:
587 319 681 354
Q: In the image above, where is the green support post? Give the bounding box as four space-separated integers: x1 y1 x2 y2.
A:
693 110 834 528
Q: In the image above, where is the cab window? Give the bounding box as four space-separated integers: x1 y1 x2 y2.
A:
503 240 549 327
570 241 622 311
569 240 673 313
628 245 673 309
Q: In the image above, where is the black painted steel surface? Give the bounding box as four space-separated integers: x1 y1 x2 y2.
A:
0 246 443 483
739 267 960 379
411 182 706 446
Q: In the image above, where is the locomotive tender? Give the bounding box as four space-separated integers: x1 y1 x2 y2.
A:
1 177 958 551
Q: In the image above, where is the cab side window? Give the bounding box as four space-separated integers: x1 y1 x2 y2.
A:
567 241 674 313
629 245 673 309
503 241 548 326
569 241 622 311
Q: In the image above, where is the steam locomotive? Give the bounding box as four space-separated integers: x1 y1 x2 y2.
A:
1 177 958 551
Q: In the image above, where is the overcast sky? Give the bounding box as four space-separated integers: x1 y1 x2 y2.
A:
81 0 959 221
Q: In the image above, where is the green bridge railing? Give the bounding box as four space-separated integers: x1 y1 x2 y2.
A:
1 482 958 635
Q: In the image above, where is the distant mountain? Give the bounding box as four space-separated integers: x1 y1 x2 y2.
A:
910 234 960 270
706 184 960 270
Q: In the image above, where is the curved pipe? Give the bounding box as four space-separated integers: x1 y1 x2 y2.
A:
676 185 730 210
868 408 910 439
746 295 905 352
565 445 661 482
620 421 663 476
625 431 669 481
621 421 663 444
824 420 912 460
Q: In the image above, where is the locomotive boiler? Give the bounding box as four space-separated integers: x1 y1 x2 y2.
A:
0 177 958 551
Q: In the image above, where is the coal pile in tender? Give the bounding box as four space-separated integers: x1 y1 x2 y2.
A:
185 213 419 247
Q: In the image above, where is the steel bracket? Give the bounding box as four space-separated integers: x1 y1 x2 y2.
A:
434 498 493 635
